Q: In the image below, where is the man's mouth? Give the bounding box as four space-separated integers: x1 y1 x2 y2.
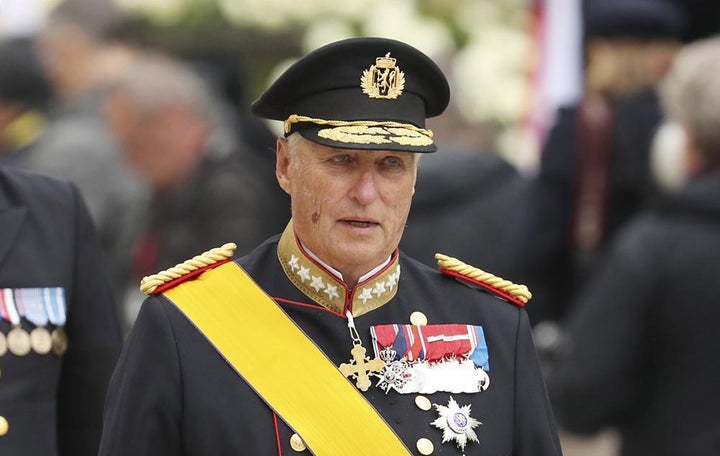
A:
342 219 378 228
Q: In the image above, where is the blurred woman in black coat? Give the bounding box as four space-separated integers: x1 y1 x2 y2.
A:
516 0 687 325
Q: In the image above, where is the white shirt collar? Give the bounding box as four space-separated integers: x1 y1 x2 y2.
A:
300 241 392 284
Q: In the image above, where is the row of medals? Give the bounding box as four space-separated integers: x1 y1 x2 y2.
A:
0 326 67 357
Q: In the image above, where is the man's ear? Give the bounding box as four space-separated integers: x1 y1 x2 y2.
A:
276 138 292 195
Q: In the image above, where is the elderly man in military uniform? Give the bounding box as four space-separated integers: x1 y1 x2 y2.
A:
99 37 561 455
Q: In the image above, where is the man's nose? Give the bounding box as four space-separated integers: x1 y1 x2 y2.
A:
349 168 379 204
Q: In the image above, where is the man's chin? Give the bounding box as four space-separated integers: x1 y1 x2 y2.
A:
338 246 393 268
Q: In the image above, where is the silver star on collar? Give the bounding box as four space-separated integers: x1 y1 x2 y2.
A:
431 396 482 451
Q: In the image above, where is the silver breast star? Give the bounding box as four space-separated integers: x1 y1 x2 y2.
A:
431 396 482 450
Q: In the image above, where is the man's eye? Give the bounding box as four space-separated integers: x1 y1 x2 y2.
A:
384 157 402 168
331 155 350 164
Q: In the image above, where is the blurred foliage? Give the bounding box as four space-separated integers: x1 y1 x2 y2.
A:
105 0 535 161
116 0 530 117
117 10 301 104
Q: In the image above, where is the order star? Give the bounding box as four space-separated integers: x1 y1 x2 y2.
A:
431 396 481 450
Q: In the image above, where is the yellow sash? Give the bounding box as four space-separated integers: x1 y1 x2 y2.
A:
163 261 411 455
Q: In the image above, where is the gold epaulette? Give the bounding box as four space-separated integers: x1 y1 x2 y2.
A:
435 253 531 307
140 243 237 295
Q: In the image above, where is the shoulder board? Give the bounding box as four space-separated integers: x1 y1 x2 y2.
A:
139 243 237 295
435 253 531 307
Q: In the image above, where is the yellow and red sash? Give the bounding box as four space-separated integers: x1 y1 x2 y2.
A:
162 260 411 455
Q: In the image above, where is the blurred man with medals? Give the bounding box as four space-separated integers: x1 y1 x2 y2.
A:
99 38 560 455
0 165 122 455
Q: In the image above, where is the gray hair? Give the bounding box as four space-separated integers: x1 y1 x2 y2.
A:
285 132 304 153
112 52 214 120
659 37 720 160
112 51 239 157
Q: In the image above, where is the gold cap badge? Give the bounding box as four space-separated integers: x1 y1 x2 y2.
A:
360 53 405 99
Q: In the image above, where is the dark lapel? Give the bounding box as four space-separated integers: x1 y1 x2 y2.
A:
0 196 27 266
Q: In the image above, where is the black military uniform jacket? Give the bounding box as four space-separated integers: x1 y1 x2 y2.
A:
100 222 561 455
0 166 121 456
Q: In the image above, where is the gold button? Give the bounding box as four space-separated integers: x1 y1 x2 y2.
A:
415 395 432 411
410 311 427 326
0 416 8 436
289 433 306 452
416 437 434 455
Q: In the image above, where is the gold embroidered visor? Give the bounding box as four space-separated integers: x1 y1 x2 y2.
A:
284 115 434 150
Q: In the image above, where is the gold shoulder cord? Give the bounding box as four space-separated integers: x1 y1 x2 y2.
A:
435 253 532 304
140 243 237 295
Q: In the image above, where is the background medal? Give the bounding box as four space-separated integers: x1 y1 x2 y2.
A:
30 327 53 354
7 326 31 356
0 332 7 356
51 327 68 356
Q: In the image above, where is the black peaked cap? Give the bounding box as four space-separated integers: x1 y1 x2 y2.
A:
251 37 450 153
0 37 52 107
584 0 688 40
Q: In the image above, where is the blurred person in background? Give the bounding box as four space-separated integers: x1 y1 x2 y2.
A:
187 53 291 236
0 165 121 455
548 35 720 456
400 147 526 276
400 106 528 277
103 52 273 330
28 0 148 305
515 0 687 329
0 37 53 167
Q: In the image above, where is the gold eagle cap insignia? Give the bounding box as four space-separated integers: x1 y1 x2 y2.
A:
360 52 405 99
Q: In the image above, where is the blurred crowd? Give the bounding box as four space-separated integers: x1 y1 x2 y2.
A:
1 0 719 454
0 0 291 333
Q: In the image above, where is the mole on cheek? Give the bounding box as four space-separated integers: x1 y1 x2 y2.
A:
312 212 320 224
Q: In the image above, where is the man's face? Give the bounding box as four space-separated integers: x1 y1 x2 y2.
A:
104 91 207 192
277 136 419 278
